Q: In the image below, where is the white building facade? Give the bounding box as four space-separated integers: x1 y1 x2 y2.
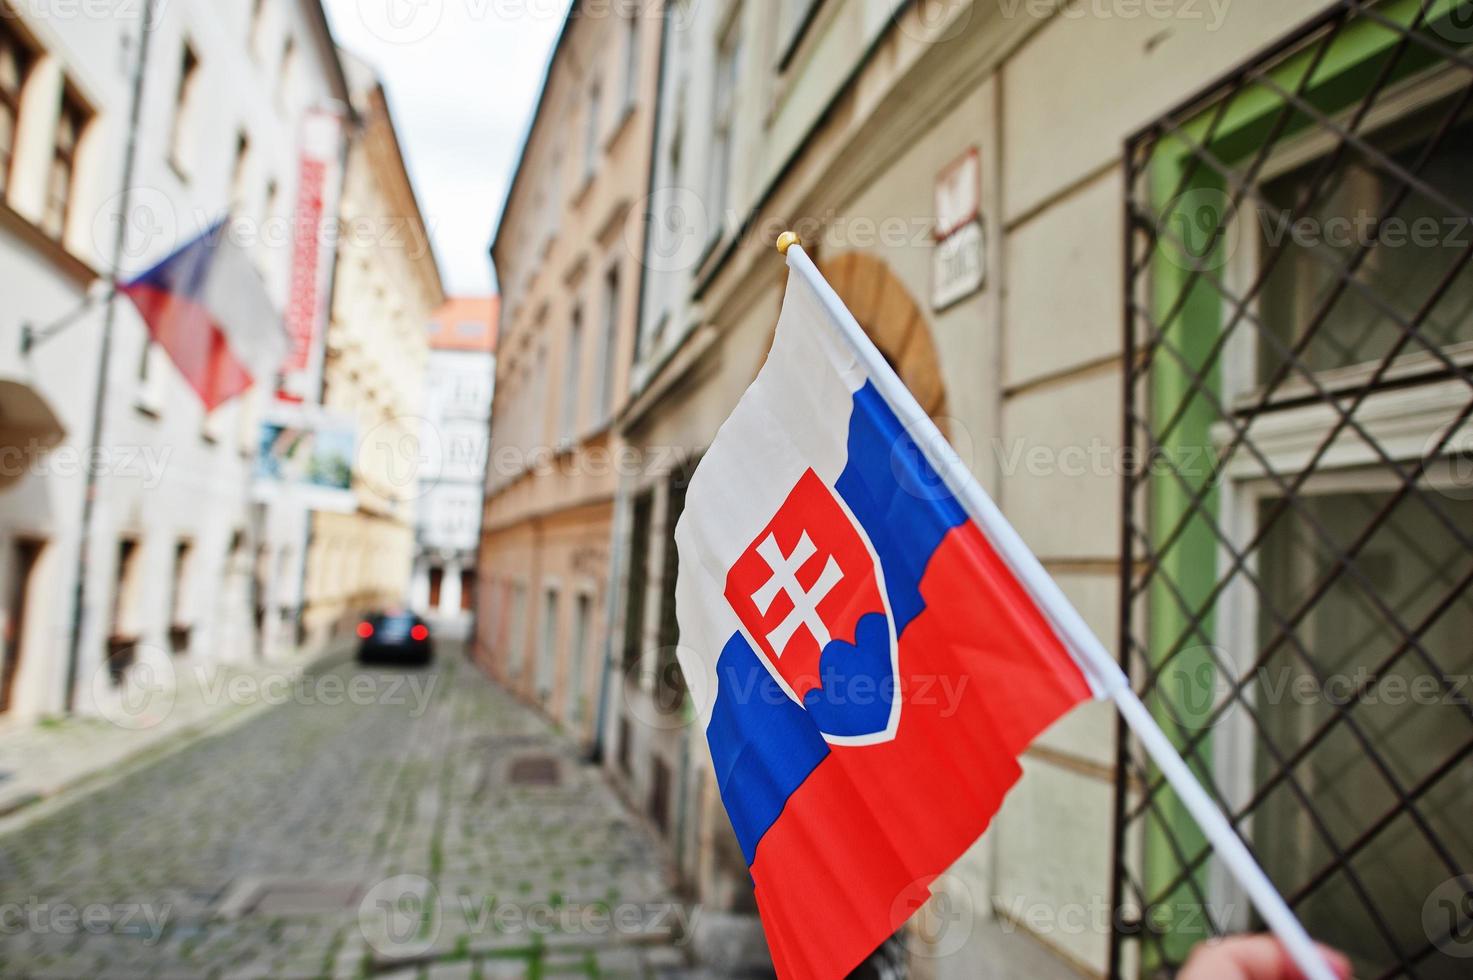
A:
411 298 497 625
0 0 350 723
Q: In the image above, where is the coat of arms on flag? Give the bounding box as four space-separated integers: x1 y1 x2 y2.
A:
724 467 900 745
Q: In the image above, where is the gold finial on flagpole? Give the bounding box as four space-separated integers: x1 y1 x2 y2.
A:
776 231 800 256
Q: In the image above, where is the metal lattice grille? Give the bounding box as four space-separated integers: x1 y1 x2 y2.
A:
1115 2 1473 978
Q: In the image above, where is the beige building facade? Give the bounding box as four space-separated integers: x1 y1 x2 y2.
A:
476 1 666 746
302 54 443 646
611 0 1472 977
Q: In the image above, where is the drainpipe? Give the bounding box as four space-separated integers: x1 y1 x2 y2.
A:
63 0 156 712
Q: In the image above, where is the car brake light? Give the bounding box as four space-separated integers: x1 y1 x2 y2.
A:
357 621 374 639
411 624 429 641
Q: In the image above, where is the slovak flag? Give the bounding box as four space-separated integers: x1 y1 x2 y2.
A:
119 220 287 411
673 247 1105 978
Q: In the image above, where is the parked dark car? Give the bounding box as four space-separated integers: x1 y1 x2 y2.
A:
356 611 433 665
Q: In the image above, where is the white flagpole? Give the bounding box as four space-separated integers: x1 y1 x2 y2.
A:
779 236 1338 980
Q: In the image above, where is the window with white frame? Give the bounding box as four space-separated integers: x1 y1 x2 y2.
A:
582 79 601 182
0 18 34 200
621 12 640 111
1120 12 1473 977
707 11 742 236
537 586 559 703
169 41 201 177
567 591 592 727
41 89 88 242
561 306 583 442
597 264 620 424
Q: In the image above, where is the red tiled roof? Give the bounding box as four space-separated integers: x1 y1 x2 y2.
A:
426 296 499 353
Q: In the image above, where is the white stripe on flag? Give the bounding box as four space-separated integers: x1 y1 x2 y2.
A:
202 232 287 380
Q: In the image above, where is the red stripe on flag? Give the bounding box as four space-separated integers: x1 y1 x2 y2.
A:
121 284 255 411
747 520 1093 978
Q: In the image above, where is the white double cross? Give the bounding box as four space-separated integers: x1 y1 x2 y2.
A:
751 531 844 656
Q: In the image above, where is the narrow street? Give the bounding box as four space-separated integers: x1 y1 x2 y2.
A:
0 644 697 980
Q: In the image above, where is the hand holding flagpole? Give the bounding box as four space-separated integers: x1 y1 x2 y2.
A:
775 232 1340 980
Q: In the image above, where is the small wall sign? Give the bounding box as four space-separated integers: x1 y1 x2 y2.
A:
932 219 985 311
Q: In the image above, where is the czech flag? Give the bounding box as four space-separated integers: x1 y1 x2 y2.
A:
119 220 287 411
673 248 1103 978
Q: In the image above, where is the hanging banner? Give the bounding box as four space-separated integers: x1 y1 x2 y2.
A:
277 108 345 404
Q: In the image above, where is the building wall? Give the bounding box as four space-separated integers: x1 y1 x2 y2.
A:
303 60 443 646
0 0 348 721
412 306 496 622
611 0 1347 975
476 0 666 752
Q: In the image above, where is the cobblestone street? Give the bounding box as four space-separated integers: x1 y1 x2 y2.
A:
0 645 700 979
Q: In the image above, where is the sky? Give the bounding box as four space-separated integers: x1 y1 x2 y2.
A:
321 0 571 297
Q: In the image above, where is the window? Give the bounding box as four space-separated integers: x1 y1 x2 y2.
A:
277 35 296 110
567 592 592 728
229 132 250 216
547 146 563 233
597 266 621 423
582 80 601 181
1257 103 1473 383
622 489 654 669
1118 7 1473 977
106 538 141 682
249 0 268 58
456 320 482 337
621 13 640 111
649 756 672 834
42 90 87 241
169 42 201 176
168 540 193 655
507 583 527 680
532 341 548 447
654 466 692 711
707 13 742 233
0 20 34 199
560 306 583 441
537 587 559 703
